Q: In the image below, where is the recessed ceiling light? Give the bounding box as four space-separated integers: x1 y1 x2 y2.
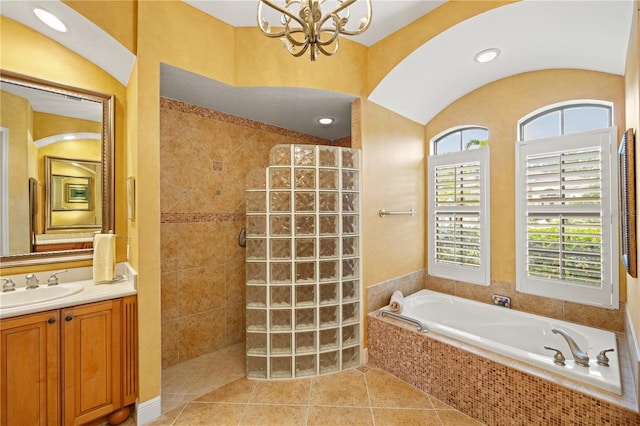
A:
33 8 68 33
474 48 500 63
318 117 334 125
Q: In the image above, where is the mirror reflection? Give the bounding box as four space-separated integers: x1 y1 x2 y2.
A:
0 71 114 266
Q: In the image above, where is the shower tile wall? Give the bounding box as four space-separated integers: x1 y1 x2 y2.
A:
160 98 351 368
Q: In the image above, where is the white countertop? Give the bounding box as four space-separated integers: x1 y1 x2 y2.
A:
0 263 137 319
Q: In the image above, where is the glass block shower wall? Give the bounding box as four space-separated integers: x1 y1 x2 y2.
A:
245 144 362 379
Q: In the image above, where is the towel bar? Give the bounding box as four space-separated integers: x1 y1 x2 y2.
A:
377 309 428 333
379 209 416 217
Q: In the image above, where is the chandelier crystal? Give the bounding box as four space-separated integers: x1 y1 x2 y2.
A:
257 0 372 61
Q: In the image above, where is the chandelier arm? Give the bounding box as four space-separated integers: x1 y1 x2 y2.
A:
290 43 311 57
334 0 372 35
316 38 339 57
284 27 310 47
316 0 357 29
315 23 341 46
257 0 306 35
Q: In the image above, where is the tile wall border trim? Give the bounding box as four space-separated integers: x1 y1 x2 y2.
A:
160 212 246 224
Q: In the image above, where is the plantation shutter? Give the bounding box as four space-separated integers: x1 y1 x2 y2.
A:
433 162 481 268
428 148 490 285
525 147 603 286
516 128 618 308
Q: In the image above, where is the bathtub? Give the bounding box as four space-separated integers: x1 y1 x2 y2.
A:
379 289 621 395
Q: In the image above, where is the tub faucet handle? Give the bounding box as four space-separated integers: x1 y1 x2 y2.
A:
596 348 615 367
544 346 566 366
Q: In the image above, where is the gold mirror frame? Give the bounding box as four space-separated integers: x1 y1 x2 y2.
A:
0 70 114 268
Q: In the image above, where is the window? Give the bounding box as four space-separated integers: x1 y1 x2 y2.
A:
428 147 490 285
519 102 612 141
516 102 617 308
432 126 489 155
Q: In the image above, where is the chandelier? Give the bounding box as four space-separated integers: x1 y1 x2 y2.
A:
257 0 372 61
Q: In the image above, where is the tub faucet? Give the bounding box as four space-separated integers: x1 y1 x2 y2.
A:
552 328 590 367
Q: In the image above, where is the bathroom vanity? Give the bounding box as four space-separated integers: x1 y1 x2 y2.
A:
0 266 137 426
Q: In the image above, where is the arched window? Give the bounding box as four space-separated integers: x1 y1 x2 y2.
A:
432 126 488 155
518 101 612 141
428 126 490 285
515 100 618 308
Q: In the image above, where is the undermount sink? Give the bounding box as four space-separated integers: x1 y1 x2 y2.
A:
0 284 84 309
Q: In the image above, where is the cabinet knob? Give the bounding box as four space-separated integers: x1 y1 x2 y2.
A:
65 315 73 322
48 317 56 324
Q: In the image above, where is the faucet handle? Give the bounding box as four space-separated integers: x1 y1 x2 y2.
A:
544 346 566 366
1 278 16 292
47 270 68 286
25 273 39 289
596 348 615 367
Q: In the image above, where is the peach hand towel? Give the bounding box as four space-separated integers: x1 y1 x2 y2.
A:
389 290 404 313
93 233 116 283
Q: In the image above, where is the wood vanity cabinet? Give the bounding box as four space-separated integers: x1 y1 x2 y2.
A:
0 296 137 426
0 310 60 426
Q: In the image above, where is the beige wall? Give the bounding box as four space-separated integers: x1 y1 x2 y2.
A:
360 100 426 292
0 90 33 254
33 111 101 140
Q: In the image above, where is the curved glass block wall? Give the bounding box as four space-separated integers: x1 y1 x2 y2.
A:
245 144 361 379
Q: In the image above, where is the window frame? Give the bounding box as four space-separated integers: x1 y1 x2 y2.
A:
517 100 613 142
431 125 489 155
515 127 619 308
428 146 490 286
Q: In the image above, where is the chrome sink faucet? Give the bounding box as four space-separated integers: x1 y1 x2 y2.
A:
1 278 16 292
552 328 590 367
25 273 39 290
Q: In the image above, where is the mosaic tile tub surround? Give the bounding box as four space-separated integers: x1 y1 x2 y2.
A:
245 145 362 379
368 315 640 426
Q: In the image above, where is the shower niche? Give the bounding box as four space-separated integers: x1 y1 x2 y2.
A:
245 144 361 379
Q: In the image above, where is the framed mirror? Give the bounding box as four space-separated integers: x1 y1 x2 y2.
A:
0 70 114 267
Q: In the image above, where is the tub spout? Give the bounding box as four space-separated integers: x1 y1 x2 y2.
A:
552 328 590 367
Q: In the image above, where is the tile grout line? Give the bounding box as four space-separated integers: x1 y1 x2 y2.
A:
304 377 313 425
168 402 189 426
237 380 259 425
362 370 376 426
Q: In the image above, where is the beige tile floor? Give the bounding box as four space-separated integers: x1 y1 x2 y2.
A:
131 343 484 426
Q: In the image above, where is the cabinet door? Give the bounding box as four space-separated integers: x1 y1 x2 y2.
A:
62 300 121 426
1 310 60 426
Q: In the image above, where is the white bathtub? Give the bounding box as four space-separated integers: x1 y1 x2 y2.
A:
381 289 621 395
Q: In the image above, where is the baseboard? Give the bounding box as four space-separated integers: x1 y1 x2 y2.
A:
625 307 640 407
136 396 161 426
